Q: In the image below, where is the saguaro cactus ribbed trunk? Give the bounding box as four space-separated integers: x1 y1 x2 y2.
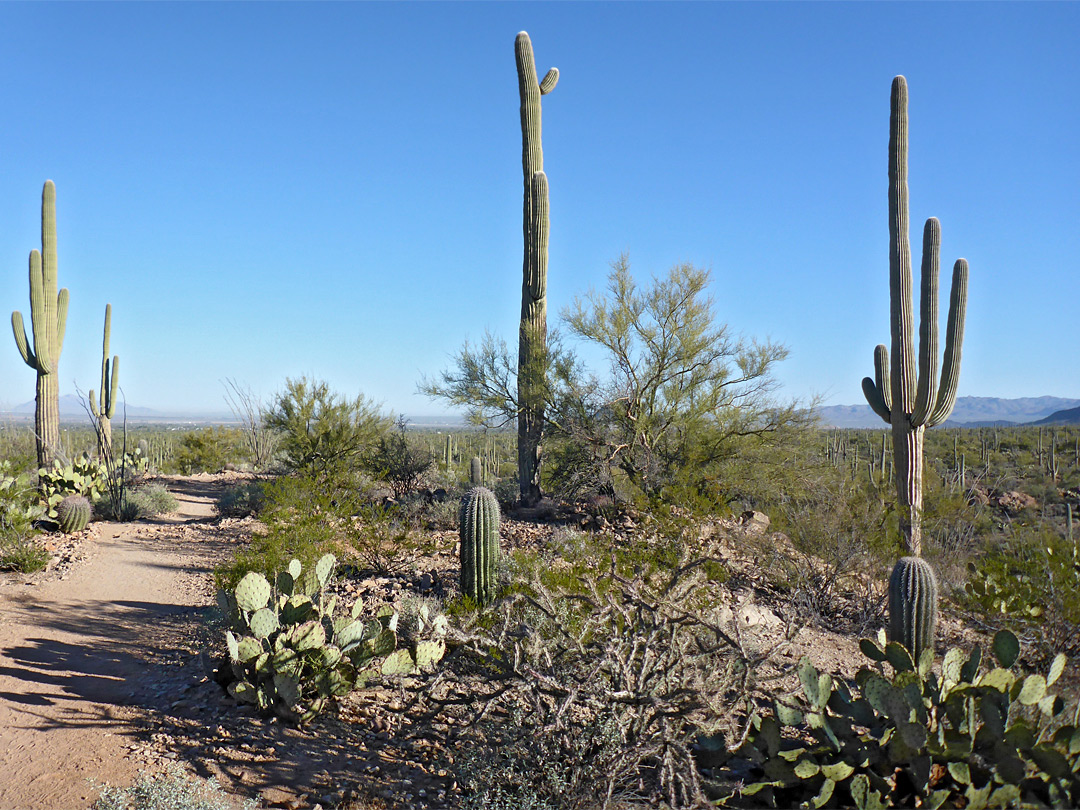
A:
515 30 558 507
861 77 969 557
89 303 119 459
11 181 69 468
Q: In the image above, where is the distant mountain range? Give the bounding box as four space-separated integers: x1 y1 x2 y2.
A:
817 396 1080 429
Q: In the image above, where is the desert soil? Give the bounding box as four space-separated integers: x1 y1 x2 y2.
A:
0 473 1003 810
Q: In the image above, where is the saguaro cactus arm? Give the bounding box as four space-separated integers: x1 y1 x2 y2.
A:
925 259 968 427
90 304 119 420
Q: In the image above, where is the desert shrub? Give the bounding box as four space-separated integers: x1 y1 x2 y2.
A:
216 480 267 517
728 631 1079 809
215 472 356 591
263 376 391 481
413 527 784 808
93 484 176 521
364 415 434 498
129 484 177 516
0 532 48 572
92 764 258 810
174 426 249 474
490 474 519 511
964 523 1080 659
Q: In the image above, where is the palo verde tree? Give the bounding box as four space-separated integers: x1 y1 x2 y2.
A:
552 256 796 501
421 257 798 505
11 181 69 468
860 76 969 558
515 30 558 506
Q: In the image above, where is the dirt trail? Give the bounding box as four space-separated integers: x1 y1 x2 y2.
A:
0 477 229 810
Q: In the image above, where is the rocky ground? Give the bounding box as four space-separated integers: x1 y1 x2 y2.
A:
0 473 1015 810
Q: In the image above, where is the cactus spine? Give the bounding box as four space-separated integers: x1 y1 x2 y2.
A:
56 494 91 533
515 31 557 507
89 304 119 458
861 77 969 557
459 486 500 606
888 556 938 661
11 181 69 468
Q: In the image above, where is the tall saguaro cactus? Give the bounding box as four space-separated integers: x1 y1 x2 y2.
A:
515 30 558 507
11 181 69 467
89 303 119 458
861 77 969 557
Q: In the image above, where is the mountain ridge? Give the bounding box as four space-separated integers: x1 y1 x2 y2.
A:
816 396 1080 429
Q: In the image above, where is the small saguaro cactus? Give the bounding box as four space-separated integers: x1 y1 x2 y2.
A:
11 181 69 468
888 556 938 661
861 76 970 557
89 304 120 459
516 31 557 507
56 494 91 533
469 455 482 486
459 486 500 606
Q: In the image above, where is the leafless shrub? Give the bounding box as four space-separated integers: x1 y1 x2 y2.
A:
406 544 789 808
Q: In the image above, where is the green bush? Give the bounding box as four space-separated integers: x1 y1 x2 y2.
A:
93 484 176 521
0 532 48 572
263 376 391 480
726 630 1079 808
174 426 249 474
216 480 267 517
215 472 351 592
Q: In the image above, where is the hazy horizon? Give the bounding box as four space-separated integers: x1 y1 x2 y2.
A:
2 4 1076 416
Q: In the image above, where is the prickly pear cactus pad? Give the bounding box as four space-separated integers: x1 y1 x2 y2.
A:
218 555 447 723
726 630 1080 808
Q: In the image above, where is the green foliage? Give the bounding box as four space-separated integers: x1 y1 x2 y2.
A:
215 472 345 592
363 415 433 498
37 454 109 517
174 426 248 474
965 523 1080 657
56 494 91 532
92 764 258 810
459 486 500 607
0 532 48 572
219 554 445 723
263 376 391 481
728 630 1080 808
216 479 267 517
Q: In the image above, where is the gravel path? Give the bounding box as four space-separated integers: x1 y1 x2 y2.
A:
0 476 227 810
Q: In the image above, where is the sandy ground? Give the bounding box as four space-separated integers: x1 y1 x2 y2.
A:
0 476 231 810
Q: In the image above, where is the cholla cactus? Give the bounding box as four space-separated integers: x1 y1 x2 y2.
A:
861 77 969 557
459 486 500 606
55 494 91 533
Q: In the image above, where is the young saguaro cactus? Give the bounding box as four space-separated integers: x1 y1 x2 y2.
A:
861 77 970 557
11 181 69 468
516 31 557 507
459 486 500 606
888 556 938 661
89 304 120 458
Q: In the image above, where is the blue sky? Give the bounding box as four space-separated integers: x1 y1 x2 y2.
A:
1 2 1077 417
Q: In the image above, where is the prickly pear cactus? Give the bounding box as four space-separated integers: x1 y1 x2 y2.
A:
726 630 1080 808
459 486 500 606
219 554 446 723
55 494 91 533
